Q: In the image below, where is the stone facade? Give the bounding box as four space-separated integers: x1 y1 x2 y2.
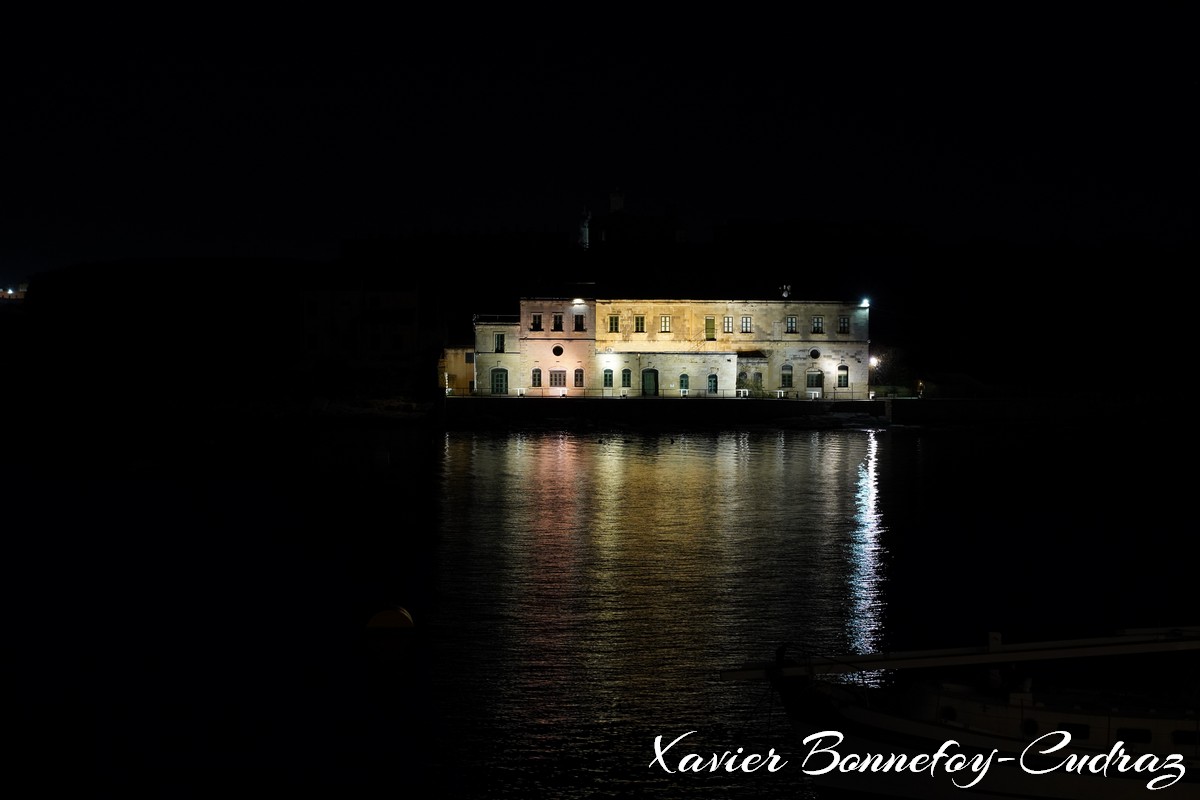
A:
469 297 871 399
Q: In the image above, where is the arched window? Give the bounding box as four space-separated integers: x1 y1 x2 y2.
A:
837 365 849 388
707 374 718 394
679 374 689 390
806 370 824 389
781 364 793 388
621 368 632 388
603 369 613 388
531 368 542 387
574 368 584 387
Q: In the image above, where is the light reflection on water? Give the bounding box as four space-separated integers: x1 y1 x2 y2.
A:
418 422 1190 798
432 428 887 798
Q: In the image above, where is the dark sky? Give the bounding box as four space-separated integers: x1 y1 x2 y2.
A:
3 13 1196 298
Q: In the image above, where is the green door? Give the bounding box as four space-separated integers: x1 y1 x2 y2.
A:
491 368 508 395
641 369 658 397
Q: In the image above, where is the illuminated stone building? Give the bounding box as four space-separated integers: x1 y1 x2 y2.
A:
471 295 871 399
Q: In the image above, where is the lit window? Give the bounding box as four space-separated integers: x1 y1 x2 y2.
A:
550 370 567 387
621 369 632 388
781 364 793 388
723 316 734 333
786 316 797 333
574 368 584 387
635 315 645 333
837 365 849 388
531 368 542 387
660 315 671 333
608 315 620 333
741 316 752 333
811 316 824 334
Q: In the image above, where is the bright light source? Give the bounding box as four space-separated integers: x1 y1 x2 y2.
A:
572 298 584 305
860 298 870 307
869 357 880 368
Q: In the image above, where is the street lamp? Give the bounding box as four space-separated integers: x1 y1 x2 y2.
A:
869 356 881 399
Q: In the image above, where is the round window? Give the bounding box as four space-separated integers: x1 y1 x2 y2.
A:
809 349 821 360
552 345 564 356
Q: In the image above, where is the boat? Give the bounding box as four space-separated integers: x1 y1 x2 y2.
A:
720 627 1200 798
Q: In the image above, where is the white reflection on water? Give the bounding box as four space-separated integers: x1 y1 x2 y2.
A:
846 429 887 684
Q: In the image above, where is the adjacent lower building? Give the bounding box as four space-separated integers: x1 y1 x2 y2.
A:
468 295 872 399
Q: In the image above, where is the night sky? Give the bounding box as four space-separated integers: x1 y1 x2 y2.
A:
3 13 1196 374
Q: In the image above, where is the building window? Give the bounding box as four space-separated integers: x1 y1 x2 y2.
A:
465 352 474 363
574 314 585 332
621 368 632 388
838 316 850 334
679 373 689 390
741 316 752 333
574 368 584 387
781 364 793 388
531 368 542 387
550 370 567 387
707 374 718 394
811 316 824 334
786 316 797 334
705 317 716 340
753 372 763 387
552 345 564 356
531 313 543 331
552 313 563 331
660 315 671 333
837 365 849 388
635 315 645 333
608 315 620 333
738 371 748 387
807 371 824 389
603 369 613 388
723 316 734 333
494 333 505 353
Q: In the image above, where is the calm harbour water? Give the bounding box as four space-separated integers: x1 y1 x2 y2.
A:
415 423 1190 798
19 417 1188 796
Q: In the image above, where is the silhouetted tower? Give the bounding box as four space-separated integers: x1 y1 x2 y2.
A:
579 208 591 249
